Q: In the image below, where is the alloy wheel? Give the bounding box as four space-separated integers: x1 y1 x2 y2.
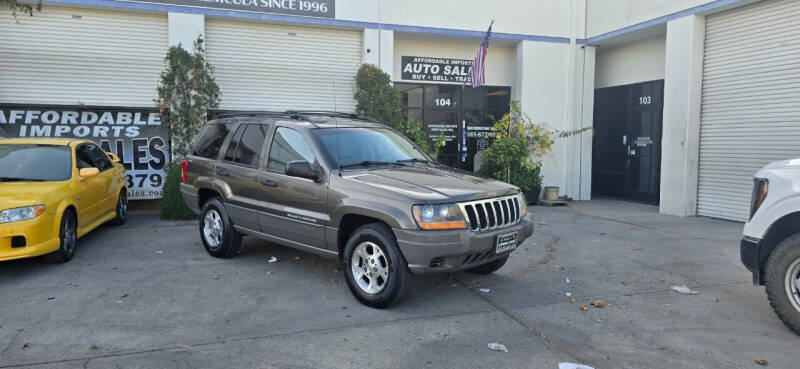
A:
785 257 800 313
118 192 127 220
203 209 223 249
61 214 76 255
351 241 389 294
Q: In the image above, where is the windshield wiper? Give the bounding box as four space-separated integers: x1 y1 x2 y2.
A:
395 158 433 165
0 177 46 182
338 161 403 170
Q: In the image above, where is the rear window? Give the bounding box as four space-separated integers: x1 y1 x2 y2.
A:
0 144 71 182
194 123 233 159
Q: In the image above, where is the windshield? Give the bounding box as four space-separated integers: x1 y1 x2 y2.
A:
313 127 429 168
0 144 72 182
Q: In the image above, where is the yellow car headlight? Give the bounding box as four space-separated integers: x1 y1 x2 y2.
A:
412 203 468 230
0 205 46 224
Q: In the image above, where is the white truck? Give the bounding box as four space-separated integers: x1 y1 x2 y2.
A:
741 159 800 335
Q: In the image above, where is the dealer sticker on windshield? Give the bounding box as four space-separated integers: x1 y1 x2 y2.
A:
495 232 518 254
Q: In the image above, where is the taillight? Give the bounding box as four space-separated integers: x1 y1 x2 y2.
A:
750 178 768 220
181 159 188 183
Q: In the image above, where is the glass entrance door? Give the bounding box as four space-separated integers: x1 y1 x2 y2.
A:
397 83 511 171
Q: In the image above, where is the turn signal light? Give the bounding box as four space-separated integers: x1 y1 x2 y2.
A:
750 178 768 220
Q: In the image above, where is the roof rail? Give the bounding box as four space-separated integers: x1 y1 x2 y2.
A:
286 110 379 123
211 110 290 119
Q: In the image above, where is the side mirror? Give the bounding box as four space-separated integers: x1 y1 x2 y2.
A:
106 152 121 164
78 167 100 180
286 160 321 181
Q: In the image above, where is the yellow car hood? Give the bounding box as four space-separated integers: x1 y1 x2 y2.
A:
0 182 66 209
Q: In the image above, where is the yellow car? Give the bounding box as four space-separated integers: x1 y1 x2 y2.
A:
0 138 127 262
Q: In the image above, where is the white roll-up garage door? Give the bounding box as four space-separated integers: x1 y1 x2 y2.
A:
697 0 800 221
205 18 361 112
0 6 168 106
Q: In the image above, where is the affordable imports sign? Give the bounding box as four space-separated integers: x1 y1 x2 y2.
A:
118 0 335 18
401 56 473 83
0 105 169 200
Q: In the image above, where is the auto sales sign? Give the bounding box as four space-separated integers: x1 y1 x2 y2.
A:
0 105 169 200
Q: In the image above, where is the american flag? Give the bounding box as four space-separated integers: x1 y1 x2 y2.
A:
469 22 493 88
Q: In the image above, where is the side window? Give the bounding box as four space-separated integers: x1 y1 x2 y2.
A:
267 127 316 173
76 145 93 169
194 123 233 159
223 125 246 163
78 144 112 172
234 124 268 167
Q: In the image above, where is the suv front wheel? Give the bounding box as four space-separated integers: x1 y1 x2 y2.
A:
343 224 410 308
199 198 243 258
765 234 800 335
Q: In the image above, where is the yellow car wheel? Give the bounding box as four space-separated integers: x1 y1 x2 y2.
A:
43 210 77 263
109 191 128 226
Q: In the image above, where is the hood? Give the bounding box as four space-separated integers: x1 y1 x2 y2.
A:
0 182 65 209
345 164 519 202
761 158 800 172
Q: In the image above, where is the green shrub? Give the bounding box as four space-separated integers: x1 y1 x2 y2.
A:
510 163 542 192
354 64 403 129
160 164 197 220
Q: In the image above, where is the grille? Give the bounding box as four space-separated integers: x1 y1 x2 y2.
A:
458 194 523 231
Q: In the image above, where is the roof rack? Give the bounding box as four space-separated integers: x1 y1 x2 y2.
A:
286 111 379 123
211 110 290 119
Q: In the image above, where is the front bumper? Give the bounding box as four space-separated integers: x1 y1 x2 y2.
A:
0 216 60 262
740 236 763 285
394 214 535 274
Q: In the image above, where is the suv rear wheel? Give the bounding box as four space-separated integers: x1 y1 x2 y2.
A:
343 223 410 308
765 233 800 335
199 198 242 258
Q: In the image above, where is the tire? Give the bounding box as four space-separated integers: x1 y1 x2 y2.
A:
109 190 127 226
342 223 410 308
465 255 509 275
199 197 242 258
764 233 800 335
43 210 77 263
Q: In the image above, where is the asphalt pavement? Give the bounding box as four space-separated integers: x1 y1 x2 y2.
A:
0 199 796 369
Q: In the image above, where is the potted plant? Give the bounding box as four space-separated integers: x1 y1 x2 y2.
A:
478 102 588 204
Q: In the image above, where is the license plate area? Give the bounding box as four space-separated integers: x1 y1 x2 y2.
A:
495 232 518 254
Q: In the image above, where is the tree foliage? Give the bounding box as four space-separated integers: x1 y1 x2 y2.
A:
2 0 41 17
156 37 220 159
160 164 197 220
354 64 403 129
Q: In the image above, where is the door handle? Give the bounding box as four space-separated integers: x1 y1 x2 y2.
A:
217 169 230 177
260 178 277 187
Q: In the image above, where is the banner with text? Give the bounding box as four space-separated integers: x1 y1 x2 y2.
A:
401 56 473 83
0 105 169 200
118 0 335 18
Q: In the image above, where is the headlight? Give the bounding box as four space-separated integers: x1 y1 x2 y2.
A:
518 193 528 217
0 205 46 224
412 203 468 230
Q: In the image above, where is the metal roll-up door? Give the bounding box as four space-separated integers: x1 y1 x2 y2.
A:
205 18 362 112
0 7 168 106
698 0 800 221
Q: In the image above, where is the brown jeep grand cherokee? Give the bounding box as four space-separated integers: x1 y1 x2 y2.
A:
180 112 535 307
